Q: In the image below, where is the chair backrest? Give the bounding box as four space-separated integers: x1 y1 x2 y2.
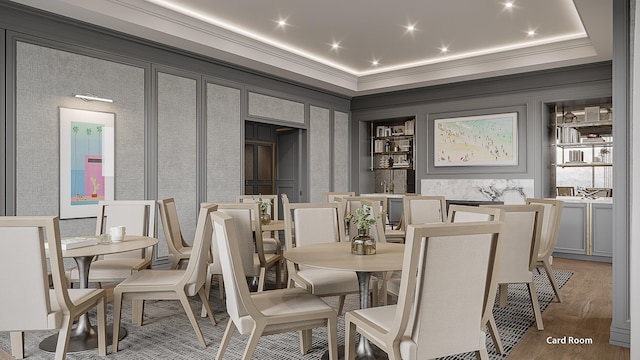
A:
337 197 386 243
525 198 563 259
448 204 503 223
389 221 504 359
585 188 612 197
284 202 341 250
211 211 261 334
96 200 156 260
403 195 446 226
0 216 65 331
181 204 217 296
208 203 260 277
236 194 279 221
158 198 189 257
322 191 356 203
481 204 544 283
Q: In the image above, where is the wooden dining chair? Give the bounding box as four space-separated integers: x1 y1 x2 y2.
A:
0 216 107 360
345 221 505 360
284 202 359 314
236 194 282 254
112 204 218 350
158 198 193 269
66 200 156 287
526 198 564 303
322 191 356 203
211 211 338 360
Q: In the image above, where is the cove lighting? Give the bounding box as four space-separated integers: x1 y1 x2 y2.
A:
74 94 114 103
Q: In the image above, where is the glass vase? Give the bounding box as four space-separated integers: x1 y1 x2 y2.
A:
260 211 271 225
351 228 376 255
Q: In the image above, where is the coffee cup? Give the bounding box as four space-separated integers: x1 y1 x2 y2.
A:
108 226 126 242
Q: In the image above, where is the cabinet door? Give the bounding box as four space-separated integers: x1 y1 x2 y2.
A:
555 202 588 255
591 203 613 257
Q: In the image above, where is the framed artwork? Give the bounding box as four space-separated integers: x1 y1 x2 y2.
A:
60 107 115 219
434 112 518 167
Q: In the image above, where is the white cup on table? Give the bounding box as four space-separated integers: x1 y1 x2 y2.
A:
109 226 126 242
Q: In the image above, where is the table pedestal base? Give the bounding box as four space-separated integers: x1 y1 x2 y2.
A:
39 324 126 353
321 342 388 360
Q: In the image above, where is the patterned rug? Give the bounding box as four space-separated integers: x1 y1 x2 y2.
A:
0 269 571 359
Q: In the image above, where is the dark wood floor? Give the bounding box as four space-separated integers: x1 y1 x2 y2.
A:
508 257 630 359
1 258 630 359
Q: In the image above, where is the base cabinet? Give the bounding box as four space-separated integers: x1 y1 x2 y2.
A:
554 200 612 262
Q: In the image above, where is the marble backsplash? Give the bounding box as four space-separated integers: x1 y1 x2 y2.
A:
421 179 535 204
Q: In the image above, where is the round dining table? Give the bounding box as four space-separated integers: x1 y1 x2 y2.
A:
40 235 158 353
285 242 404 360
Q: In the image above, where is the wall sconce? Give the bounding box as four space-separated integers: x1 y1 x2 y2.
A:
74 93 114 103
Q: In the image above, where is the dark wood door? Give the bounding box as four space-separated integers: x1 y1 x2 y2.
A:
245 141 275 195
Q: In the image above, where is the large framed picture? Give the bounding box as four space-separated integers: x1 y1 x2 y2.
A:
434 112 518 167
60 107 115 219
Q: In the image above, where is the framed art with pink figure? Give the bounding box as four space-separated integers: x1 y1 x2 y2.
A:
60 107 115 219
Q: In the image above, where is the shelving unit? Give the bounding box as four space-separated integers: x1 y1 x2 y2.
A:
369 118 415 193
552 102 613 190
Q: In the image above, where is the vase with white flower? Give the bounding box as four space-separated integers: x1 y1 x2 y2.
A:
254 196 272 225
345 204 377 255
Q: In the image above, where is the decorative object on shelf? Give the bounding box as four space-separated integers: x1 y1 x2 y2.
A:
564 111 576 123
434 112 518 167
345 204 377 255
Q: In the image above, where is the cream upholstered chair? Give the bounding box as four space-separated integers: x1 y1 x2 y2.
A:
284 202 359 315
112 204 217 350
449 204 505 354
526 198 564 303
67 200 156 286
158 198 193 269
345 221 505 360
481 204 545 332
384 195 447 303
0 216 107 360
211 211 339 360
322 191 356 203
236 194 282 255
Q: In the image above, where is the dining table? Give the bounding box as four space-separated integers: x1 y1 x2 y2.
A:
285 242 404 360
40 235 158 353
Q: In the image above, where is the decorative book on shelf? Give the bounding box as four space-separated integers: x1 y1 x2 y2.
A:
45 237 98 250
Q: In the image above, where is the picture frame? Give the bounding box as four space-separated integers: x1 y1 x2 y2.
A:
434 112 518 167
60 107 115 219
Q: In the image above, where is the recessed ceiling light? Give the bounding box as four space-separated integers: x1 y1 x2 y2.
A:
527 30 536 36
440 47 449 53
277 19 287 27
331 42 341 50
406 24 416 32
505 1 514 9
371 59 379 66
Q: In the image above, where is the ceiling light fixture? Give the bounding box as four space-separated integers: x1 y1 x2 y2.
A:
440 47 449 53
74 94 113 103
505 1 514 9
277 19 287 27
331 42 340 50
371 59 379 66
527 30 536 36
406 24 416 32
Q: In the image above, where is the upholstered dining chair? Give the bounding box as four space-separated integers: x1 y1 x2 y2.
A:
449 204 505 354
158 198 193 269
236 194 282 254
284 201 359 315
211 211 338 360
481 204 546 332
112 204 217 351
345 221 505 360
526 198 564 303
66 200 156 287
322 191 356 203
0 216 107 360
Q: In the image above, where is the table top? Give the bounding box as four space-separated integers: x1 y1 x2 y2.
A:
60 235 158 258
284 242 404 273
261 219 286 231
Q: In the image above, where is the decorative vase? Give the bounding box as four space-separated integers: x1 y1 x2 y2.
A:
351 228 376 255
260 211 271 225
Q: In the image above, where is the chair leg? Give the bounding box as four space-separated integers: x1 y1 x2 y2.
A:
96 295 107 356
475 347 490 360
216 320 236 360
337 295 346 315
9 332 24 359
258 267 267 292
345 318 357 360
198 287 217 325
327 316 338 360
299 329 312 354
54 315 73 360
178 293 208 348
112 290 124 352
242 323 266 360
275 259 282 289
528 282 544 330
486 312 505 354
132 299 144 326
498 283 509 308
217 275 225 299
201 272 213 317
542 259 563 302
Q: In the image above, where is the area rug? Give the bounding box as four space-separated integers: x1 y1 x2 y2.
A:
0 269 571 359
